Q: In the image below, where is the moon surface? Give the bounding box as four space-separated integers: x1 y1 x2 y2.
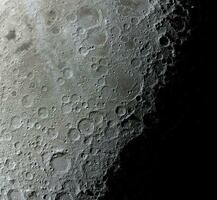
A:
0 0 191 199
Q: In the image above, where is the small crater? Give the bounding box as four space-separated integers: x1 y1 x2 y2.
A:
78 118 94 135
89 111 104 125
21 94 34 108
61 103 72 114
7 189 23 200
47 128 59 139
63 68 73 79
67 128 80 141
116 105 127 117
10 116 23 130
55 192 71 200
50 153 71 174
5 29 16 40
38 107 49 119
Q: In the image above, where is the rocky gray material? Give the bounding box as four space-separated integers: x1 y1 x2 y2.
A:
0 0 192 199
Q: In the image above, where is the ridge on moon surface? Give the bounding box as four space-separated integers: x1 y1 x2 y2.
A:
0 0 192 199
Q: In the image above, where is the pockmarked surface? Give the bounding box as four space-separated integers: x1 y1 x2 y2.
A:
0 0 191 199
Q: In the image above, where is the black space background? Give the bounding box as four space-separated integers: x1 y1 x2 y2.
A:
103 1 215 199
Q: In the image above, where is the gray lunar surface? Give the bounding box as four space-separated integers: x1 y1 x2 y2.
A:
0 0 192 199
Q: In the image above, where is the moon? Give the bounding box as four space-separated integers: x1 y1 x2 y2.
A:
0 0 192 199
